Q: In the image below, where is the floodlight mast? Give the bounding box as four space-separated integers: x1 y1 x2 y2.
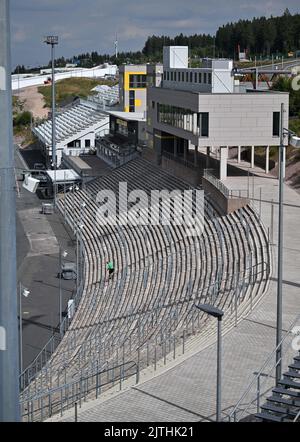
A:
44 35 58 205
0 0 20 422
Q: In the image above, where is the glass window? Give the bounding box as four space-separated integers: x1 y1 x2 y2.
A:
129 90 135 112
167 71 170 81
273 112 280 136
204 73 207 84
171 71 174 81
199 73 202 83
190 72 193 82
182 72 185 82
129 74 146 88
163 71 166 80
174 71 177 82
186 72 189 82
85 139 91 148
194 72 197 83
198 113 209 137
208 73 212 84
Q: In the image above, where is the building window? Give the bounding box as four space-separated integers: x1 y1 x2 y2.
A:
152 101 155 109
204 73 207 84
208 73 212 84
163 71 166 81
198 113 209 137
171 71 174 81
129 90 135 112
273 112 280 136
194 72 197 83
178 72 181 82
174 71 177 81
199 73 202 83
167 71 170 81
190 72 193 82
157 103 201 135
182 72 185 82
186 72 189 82
85 139 91 148
129 74 147 88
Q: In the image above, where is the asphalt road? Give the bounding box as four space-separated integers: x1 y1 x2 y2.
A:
15 146 77 371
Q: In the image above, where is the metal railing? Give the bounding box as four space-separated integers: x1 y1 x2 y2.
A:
20 361 138 422
225 312 300 422
162 151 198 171
203 169 230 198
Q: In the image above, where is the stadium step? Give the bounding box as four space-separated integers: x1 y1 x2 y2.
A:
254 412 285 422
272 387 300 399
283 370 300 380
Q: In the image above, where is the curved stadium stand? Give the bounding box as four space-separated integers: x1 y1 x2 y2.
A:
20 158 271 421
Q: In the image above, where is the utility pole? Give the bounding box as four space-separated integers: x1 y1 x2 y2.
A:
0 0 20 422
44 36 58 205
276 102 285 384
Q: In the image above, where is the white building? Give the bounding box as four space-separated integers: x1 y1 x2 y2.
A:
33 101 109 166
147 46 289 180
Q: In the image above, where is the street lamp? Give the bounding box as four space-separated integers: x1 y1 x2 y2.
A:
59 249 68 337
19 284 30 376
195 304 224 422
276 103 300 384
43 36 58 204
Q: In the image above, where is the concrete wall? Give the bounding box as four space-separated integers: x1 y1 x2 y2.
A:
202 178 250 215
148 87 289 148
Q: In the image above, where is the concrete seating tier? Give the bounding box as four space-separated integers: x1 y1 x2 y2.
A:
21 158 271 415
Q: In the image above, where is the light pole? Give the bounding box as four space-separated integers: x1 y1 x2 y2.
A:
275 104 300 384
44 35 58 205
59 249 68 337
195 304 224 422
19 284 30 377
0 0 20 422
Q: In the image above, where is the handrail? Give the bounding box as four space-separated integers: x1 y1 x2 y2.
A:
227 312 300 421
20 361 138 422
293 409 300 423
203 169 230 198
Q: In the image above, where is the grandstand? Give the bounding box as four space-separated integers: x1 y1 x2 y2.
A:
19 157 271 421
88 84 119 109
32 102 109 165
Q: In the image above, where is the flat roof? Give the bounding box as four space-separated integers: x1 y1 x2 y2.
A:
46 169 81 183
108 111 146 122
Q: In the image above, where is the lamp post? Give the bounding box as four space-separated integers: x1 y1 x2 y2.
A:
59 249 68 338
275 104 300 384
44 35 58 205
195 304 224 422
19 284 30 377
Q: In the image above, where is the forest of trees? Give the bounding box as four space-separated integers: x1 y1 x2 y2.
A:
13 9 300 74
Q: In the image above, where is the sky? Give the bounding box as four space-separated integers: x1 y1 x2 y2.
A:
10 0 300 68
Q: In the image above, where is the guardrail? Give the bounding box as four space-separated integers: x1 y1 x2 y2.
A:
203 169 230 198
20 361 138 422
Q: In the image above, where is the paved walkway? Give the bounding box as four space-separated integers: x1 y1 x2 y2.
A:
15 146 77 370
48 171 300 423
